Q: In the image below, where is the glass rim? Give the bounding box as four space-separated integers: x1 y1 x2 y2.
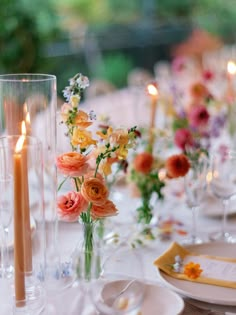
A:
0 135 42 148
0 73 56 82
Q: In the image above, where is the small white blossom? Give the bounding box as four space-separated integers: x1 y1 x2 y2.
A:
172 255 183 273
76 75 90 89
89 110 96 120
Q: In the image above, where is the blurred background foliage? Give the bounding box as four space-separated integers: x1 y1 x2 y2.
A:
1 0 236 91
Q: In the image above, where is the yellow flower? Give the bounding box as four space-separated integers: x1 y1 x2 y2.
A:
70 94 81 107
183 262 203 279
96 126 113 140
100 160 113 176
116 146 128 160
111 129 129 146
71 128 97 149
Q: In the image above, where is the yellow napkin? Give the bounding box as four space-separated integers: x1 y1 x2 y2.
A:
154 242 236 289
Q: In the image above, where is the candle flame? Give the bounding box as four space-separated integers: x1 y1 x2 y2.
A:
206 171 213 183
147 83 158 97
25 112 30 125
227 60 236 75
15 136 25 153
21 121 26 136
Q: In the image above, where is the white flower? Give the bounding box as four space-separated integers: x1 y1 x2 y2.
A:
76 75 90 89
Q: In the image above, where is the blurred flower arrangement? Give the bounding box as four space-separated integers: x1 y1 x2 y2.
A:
172 81 226 155
56 73 137 279
129 128 190 239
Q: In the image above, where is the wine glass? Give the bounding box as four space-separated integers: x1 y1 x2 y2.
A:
183 154 208 244
0 174 14 278
89 244 145 315
209 148 236 242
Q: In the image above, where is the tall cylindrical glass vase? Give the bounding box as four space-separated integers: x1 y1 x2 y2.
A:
0 74 68 290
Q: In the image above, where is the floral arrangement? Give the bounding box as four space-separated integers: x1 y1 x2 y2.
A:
172 81 226 155
129 128 190 233
56 73 137 279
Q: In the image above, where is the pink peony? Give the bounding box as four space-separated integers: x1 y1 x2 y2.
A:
188 105 210 128
57 191 88 222
56 152 90 177
174 128 194 151
91 199 118 219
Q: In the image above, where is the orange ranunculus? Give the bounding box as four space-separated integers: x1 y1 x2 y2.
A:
83 170 105 182
56 152 90 176
91 199 118 219
57 191 88 222
165 154 190 178
133 152 154 174
183 262 203 279
81 177 109 205
71 128 97 148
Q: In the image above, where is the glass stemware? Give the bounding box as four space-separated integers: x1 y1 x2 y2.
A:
0 174 13 278
209 148 236 242
183 154 208 244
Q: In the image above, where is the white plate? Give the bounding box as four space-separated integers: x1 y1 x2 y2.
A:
157 242 236 306
141 284 184 315
101 281 184 315
0 215 36 251
200 194 236 218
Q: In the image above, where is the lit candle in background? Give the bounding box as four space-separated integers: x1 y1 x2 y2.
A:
21 121 32 274
147 82 159 152
226 60 236 103
25 111 31 135
14 134 26 306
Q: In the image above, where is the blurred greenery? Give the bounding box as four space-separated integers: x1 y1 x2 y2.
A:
0 0 61 73
93 53 134 88
1 0 236 89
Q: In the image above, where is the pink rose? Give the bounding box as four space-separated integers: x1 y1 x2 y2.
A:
174 128 193 151
91 199 118 219
57 191 88 222
188 105 210 128
56 152 90 176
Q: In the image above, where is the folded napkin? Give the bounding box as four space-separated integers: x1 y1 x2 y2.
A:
154 242 236 289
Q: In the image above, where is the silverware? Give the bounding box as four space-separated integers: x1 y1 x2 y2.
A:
104 279 137 307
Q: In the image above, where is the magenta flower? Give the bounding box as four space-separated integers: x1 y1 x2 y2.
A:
174 128 194 151
188 105 210 128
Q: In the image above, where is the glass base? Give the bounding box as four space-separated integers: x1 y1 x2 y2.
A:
13 276 46 315
208 230 236 243
181 236 203 245
0 264 14 279
41 261 76 293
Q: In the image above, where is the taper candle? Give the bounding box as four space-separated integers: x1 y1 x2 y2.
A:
21 121 32 274
147 82 159 152
14 135 26 306
226 60 236 103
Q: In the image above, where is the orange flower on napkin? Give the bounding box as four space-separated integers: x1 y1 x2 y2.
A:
183 262 203 279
